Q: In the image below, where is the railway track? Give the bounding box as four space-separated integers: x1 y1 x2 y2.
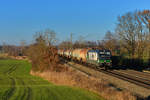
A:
117 69 150 81
100 70 150 89
63 58 150 90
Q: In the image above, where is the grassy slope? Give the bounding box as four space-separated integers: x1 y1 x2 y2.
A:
0 59 104 100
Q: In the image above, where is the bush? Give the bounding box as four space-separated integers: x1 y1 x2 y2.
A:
26 29 65 72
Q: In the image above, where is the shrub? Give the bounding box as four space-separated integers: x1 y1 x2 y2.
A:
27 29 65 72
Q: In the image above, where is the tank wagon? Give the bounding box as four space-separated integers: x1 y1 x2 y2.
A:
64 49 72 59
72 49 89 63
58 48 112 69
58 49 64 56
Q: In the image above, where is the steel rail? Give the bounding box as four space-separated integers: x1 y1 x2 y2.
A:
64 60 150 90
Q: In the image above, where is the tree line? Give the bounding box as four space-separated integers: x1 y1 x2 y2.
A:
1 9 150 71
59 10 150 69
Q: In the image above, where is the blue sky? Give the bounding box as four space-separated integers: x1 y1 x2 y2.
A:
0 0 150 45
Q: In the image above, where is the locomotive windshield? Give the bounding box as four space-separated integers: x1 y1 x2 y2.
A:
99 51 111 56
99 51 111 59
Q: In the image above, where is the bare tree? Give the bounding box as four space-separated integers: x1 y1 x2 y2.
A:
133 12 147 59
103 31 119 55
73 35 87 48
27 29 63 72
138 10 150 34
20 40 26 56
59 40 72 49
138 10 150 60
44 29 57 46
116 12 138 58
2 42 7 53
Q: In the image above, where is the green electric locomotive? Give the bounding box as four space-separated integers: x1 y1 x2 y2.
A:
86 49 112 69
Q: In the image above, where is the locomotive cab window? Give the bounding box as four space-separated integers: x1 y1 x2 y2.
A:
99 51 111 60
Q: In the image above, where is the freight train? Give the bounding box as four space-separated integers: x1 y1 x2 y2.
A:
58 48 112 69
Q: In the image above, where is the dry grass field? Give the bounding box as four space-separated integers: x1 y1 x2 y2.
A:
31 65 136 100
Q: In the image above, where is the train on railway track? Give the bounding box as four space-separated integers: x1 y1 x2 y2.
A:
58 48 112 69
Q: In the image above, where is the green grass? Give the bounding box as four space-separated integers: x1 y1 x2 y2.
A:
0 59 104 100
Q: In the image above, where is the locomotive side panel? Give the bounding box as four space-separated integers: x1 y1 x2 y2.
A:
86 50 100 66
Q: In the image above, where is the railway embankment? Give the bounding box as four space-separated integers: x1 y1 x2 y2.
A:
66 61 150 99
32 61 138 100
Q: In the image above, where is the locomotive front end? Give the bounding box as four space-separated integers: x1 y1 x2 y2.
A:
98 50 112 68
